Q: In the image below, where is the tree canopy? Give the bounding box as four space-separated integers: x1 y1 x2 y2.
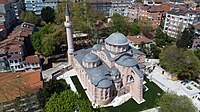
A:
194 49 200 60
157 93 197 112
109 13 130 35
37 79 70 107
150 44 161 59
138 17 154 33
160 45 200 79
20 12 41 25
41 6 55 23
154 28 175 48
130 21 140 36
31 24 65 56
45 90 93 112
176 25 195 48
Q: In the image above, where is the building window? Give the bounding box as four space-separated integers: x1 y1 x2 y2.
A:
15 60 18 63
10 60 13 63
126 75 134 83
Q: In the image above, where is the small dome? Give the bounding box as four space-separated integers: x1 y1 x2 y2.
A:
92 44 102 50
116 55 138 67
105 32 129 46
83 53 99 62
97 78 113 88
110 67 119 76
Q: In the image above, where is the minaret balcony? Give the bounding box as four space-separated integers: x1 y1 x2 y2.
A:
64 21 72 28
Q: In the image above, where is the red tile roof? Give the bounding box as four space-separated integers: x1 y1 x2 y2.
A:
154 0 162 2
195 22 200 29
148 6 163 12
8 54 22 60
24 55 40 64
128 34 152 44
144 32 156 39
0 0 11 4
0 71 43 102
7 45 22 53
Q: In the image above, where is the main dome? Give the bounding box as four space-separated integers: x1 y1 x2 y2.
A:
105 32 129 46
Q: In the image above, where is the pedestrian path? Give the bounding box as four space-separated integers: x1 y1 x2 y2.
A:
57 69 78 92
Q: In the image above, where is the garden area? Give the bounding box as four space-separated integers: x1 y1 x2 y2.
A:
71 76 163 112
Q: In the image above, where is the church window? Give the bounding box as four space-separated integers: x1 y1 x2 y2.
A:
126 75 134 83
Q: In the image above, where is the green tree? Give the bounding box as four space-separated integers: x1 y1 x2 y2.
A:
32 24 65 56
54 1 105 46
20 12 41 25
45 90 93 112
37 79 70 107
160 45 200 79
150 44 161 59
109 13 130 35
154 28 175 48
130 21 140 35
41 6 55 23
176 25 194 48
138 17 154 33
157 93 197 112
194 49 200 60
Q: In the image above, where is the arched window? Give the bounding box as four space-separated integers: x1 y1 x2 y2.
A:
126 75 134 83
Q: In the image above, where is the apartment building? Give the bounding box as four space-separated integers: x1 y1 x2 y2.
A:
12 0 23 19
85 0 133 17
0 22 41 72
109 0 133 16
127 4 163 27
24 0 58 15
0 0 18 40
163 9 200 38
85 0 112 17
143 0 163 6
127 3 141 20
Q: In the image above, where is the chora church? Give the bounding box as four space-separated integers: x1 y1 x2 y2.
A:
64 1 146 106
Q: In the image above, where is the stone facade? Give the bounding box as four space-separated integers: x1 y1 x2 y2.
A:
73 33 145 105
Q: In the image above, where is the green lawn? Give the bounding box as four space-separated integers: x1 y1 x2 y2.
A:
71 76 88 99
71 76 163 112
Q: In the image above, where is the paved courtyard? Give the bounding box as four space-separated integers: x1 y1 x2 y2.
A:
148 65 200 111
57 69 78 92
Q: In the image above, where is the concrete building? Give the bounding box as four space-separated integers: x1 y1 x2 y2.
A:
85 0 112 17
163 9 200 38
65 1 146 105
12 0 24 19
143 0 163 6
192 38 200 49
194 22 200 36
24 0 58 15
128 34 153 49
85 0 133 17
109 0 133 17
127 5 163 27
0 0 18 40
0 23 41 72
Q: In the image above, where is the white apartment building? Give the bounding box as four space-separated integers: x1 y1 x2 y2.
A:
24 0 58 15
143 0 163 6
109 0 133 17
163 9 200 38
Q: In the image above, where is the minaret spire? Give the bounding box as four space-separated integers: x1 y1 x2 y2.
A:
64 0 74 65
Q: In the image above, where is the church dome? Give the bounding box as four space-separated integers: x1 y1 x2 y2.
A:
110 67 119 76
92 44 102 50
116 55 138 67
105 32 129 46
83 53 100 62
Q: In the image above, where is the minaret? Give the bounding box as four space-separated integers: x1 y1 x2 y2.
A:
64 0 74 65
